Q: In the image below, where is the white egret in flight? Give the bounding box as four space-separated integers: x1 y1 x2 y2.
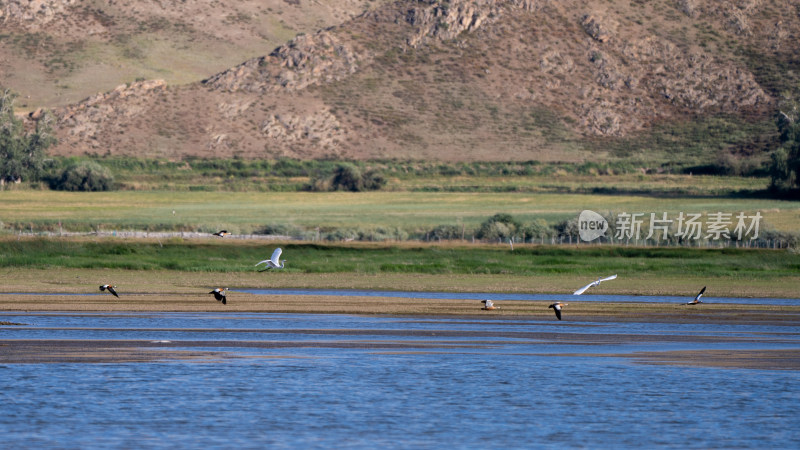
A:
255 248 286 270
573 274 617 295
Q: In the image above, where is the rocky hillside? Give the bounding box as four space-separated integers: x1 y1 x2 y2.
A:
6 0 800 162
0 0 379 107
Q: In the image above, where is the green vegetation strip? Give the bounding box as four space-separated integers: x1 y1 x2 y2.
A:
39 156 775 195
1 238 798 297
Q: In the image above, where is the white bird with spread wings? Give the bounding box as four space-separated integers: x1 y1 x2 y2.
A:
573 274 617 295
255 247 286 270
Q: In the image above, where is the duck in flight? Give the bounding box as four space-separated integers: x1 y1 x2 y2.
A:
481 299 497 310
209 287 228 305
213 230 229 237
548 302 567 320
684 286 706 305
99 284 119 298
256 248 286 270
573 274 617 295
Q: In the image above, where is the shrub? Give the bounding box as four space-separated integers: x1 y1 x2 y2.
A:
52 161 115 191
307 163 387 192
476 213 521 241
331 163 363 191
426 224 463 241
521 219 552 241
553 218 580 239
361 169 387 191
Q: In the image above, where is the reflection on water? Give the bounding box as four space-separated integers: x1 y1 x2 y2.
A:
1 312 799 448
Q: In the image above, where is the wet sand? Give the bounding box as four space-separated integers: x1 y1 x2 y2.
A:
2 292 800 324
3 332 799 369
624 349 800 370
2 293 800 369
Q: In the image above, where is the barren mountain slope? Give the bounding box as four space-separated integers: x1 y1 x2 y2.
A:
11 0 800 162
0 0 384 109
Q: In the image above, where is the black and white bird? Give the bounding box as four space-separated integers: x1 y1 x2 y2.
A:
481 299 497 310
213 230 229 237
573 274 617 295
548 302 567 320
99 284 119 298
255 248 286 270
685 286 706 305
209 287 228 305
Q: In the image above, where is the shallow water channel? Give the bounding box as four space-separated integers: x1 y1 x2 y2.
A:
1 309 799 448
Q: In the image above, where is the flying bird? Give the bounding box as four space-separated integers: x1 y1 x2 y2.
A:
255 247 286 270
573 274 618 295
209 288 228 305
481 299 497 310
548 302 567 320
684 286 706 305
213 230 229 237
99 284 119 298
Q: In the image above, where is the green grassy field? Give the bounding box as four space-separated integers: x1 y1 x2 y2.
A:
2 190 799 235
397 173 769 196
1 238 798 298
2 237 796 275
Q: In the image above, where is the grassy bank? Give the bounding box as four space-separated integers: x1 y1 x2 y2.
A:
1 238 798 298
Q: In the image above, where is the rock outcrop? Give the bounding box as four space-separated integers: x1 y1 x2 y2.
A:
0 0 76 25
203 30 367 94
581 13 614 43
404 0 498 47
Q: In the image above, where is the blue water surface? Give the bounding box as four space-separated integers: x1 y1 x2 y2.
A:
238 288 800 306
1 312 799 448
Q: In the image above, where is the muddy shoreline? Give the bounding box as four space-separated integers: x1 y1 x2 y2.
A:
2 292 799 324
3 293 800 369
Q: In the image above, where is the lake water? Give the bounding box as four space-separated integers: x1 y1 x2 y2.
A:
239 288 800 306
1 310 799 448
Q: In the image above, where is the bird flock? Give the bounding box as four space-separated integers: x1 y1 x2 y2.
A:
98 235 286 305
97 232 708 318
480 274 709 321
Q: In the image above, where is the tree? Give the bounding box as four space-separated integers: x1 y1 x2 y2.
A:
0 88 56 185
769 147 792 190
768 100 800 192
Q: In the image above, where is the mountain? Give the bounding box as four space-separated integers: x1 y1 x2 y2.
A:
0 0 380 107
4 0 800 163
